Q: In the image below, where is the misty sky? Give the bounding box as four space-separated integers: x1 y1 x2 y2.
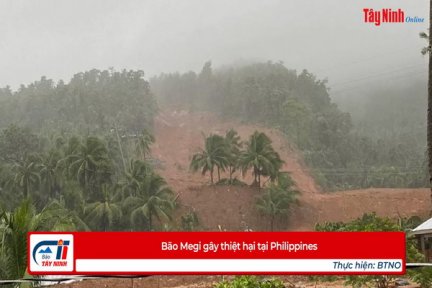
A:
0 0 428 97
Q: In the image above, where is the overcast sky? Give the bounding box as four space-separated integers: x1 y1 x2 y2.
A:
0 0 428 95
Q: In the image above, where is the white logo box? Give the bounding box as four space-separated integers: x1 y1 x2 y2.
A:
29 234 74 272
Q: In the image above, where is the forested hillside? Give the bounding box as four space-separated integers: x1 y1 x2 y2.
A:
151 62 428 190
0 64 428 283
0 69 157 133
0 69 175 280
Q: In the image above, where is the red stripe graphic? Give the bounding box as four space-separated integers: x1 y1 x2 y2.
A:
62 246 68 260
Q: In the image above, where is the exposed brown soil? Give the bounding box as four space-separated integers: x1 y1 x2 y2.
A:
153 110 430 231
53 110 428 287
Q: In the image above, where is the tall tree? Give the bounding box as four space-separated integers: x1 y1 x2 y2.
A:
123 173 174 231
239 131 284 188
224 129 242 182
39 149 62 199
135 129 155 160
12 155 41 199
67 136 112 199
190 134 228 184
118 159 152 198
0 199 82 281
256 173 298 231
420 13 432 212
282 98 309 144
0 125 39 163
84 185 122 231
429 4 432 213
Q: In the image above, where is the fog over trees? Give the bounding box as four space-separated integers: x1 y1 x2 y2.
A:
0 0 429 285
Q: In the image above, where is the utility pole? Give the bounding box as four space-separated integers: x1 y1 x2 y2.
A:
428 0 432 214
114 123 127 173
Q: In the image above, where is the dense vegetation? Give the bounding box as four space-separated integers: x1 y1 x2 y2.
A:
190 130 298 230
0 70 177 281
0 69 157 133
0 63 427 283
152 61 428 190
214 276 285 288
315 213 430 288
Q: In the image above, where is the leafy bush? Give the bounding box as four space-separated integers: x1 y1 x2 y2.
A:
316 213 432 288
181 211 200 231
214 276 285 288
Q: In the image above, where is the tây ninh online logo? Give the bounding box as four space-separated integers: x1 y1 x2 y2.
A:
29 234 74 272
363 8 424 26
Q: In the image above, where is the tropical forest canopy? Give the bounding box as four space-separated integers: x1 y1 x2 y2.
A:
0 69 157 133
0 66 298 280
0 62 427 282
151 61 428 190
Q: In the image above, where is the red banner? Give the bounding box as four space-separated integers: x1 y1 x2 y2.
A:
28 232 406 275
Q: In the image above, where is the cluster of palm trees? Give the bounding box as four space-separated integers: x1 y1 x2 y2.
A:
190 129 284 187
190 129 298 231
0 127 176 281
0 128 175 233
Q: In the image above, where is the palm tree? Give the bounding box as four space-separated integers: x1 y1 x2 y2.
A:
0 165 19 211
239 131 284 188
67 136 112 199
84 185 122 231
0 199 83 281
422 13 432 212
430 6 432 213
123 173 174 231
118 159 152 199
12 155 41 198
64 136 81 157
39 149 62 199
256 173 298 231
136 129 155 160
190 134 228 184
224 129 242 183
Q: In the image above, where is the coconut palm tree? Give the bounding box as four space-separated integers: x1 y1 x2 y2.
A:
0 199 83 281
84 185 122 231
67 136 112 199
224 129 242 183
39 149 62 199
123 173 174 231
239 131 284 187
135 129 155 160
256 173 298 231
12 155 41 198
0 164 19 211
118 159 152 199
190 134 228 184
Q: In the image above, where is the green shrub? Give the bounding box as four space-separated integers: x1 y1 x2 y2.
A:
214 276 285 288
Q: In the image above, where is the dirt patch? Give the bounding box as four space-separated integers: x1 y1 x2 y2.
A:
53 110 429 288
152 110 320 196
153 110 430 231
290 188 430 230
175 185 270 231
51 276 351 288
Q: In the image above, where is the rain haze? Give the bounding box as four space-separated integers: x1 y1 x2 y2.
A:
0 0 428 94
1 0 432 284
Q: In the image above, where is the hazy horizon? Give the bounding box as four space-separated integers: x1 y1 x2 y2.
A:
0 0 428 98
